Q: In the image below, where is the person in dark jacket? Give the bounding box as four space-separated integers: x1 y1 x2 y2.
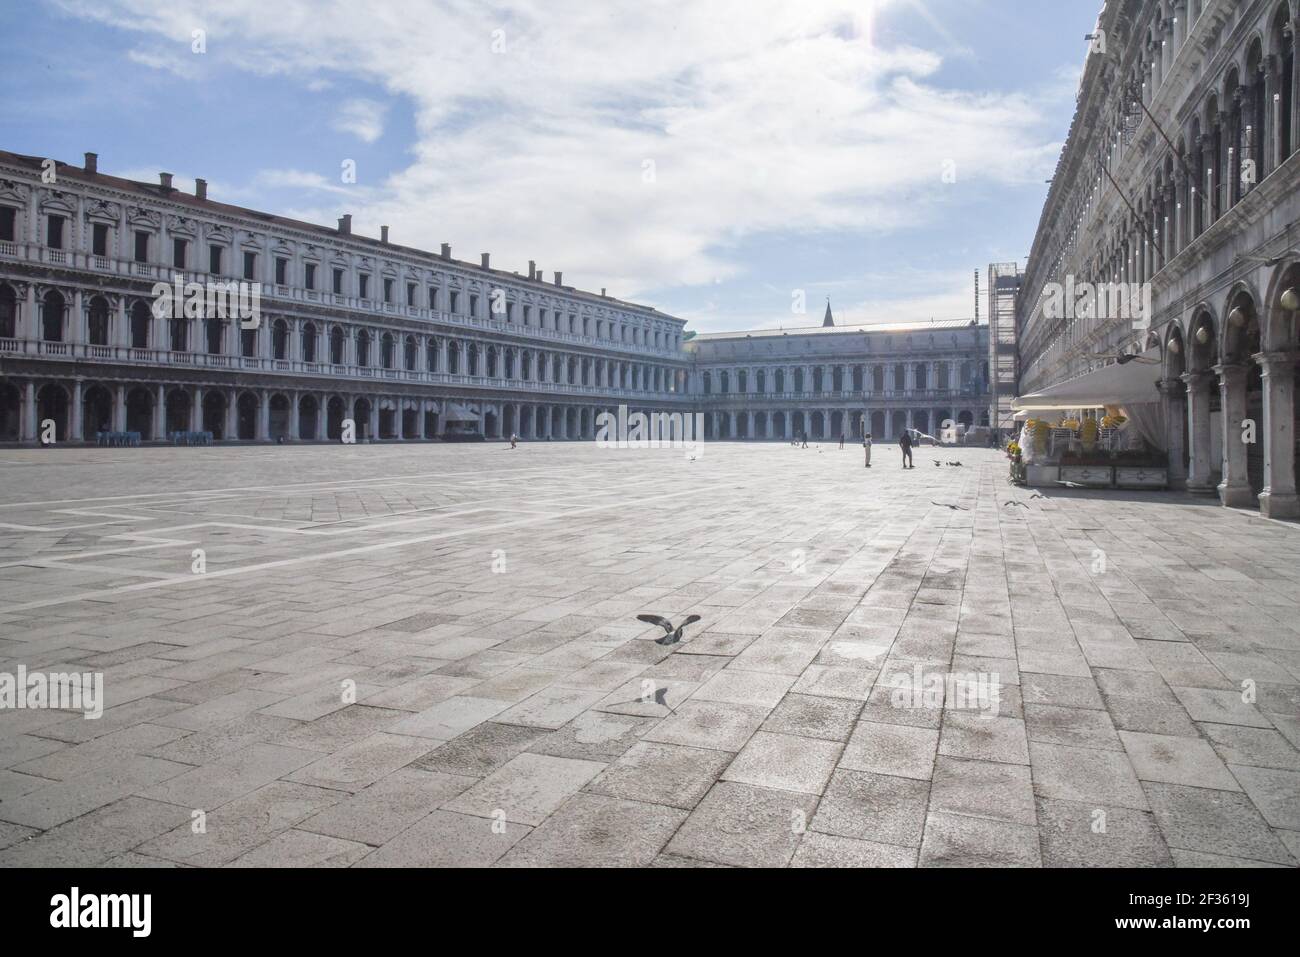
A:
899 429 914 469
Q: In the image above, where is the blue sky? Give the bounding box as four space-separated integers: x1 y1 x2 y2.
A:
0 0 1102 333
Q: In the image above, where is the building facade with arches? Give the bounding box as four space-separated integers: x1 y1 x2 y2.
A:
1018 0 1300 519
0 149 693 447
686 319 992 443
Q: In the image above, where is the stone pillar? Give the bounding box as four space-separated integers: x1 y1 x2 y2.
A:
69 379 83 443
226 388 238 440
1257 351 1299 519
746 410 754 440
1215 364 1253 507
369 398 380 441
290 391 301 442
1182 371 1215 493
1159 379 1187 488
317 394 328 441
112 383 127 432
258 390 270 441
191 387 203 433
154 384 167 440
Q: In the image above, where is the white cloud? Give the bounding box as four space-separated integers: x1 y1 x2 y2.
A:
331 98 387 143
57 0 1064 311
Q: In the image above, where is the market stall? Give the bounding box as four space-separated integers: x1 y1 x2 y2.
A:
1008 349 1170 490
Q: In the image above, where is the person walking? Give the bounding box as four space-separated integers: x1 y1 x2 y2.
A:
839 433 845 450
864 433 873 468
510 432 518 449
899 429 914 469
801 432 809 449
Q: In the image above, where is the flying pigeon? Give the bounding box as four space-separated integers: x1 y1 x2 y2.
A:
931 502 969 511
637 614 703 646
1004 501 1029 508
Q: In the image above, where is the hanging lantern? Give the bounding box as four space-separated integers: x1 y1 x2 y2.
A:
1167 338 1182 354
1281 287 1300 312
1195 325 1210 345
1228 306 1249 327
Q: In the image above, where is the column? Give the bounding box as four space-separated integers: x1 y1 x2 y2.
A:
154 383 166 440
289 391 301 441
1215 364 1253 507
20 381 36 442
191 387 204 433
226 388 238 440
1182 371 1214 493
317 394 328 441
258 390 270 441
113 383 127 432
1257 352 1299 519
369 398 380 441
746 410 754 440
1159 379 1187 488
70 379 83 443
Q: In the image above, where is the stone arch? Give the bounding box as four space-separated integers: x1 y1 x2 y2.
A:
82 383 113 439
126 386 154 435
202 390 227 439
236 391 259 440
36 383 69 441
42 290 65 342
0 381 20 441
1262 260 1300 351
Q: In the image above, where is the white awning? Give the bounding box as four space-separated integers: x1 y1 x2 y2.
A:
443 404 480 423
1013 349 1163 411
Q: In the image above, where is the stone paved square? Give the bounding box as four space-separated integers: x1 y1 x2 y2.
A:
1 442 1299 867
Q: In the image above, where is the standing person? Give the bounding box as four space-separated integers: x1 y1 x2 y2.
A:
899 429 914 469
839 432 845 450
801 432 809 449
864 433 873 468
510 432 518 449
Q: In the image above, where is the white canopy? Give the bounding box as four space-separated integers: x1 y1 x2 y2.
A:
442 404 480 423
1013 349 1163 411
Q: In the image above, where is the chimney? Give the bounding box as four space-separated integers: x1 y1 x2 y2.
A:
481 253 491 270
554 271 563 286
601 288 607 297
338 214 352 234
440 243 451 260
84 152 98 175
528 260 536 281
195 178 208 201
380 225 389 243
159 172 174 191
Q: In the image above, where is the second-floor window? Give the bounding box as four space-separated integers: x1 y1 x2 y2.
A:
358 274 370 300
275 257 288 285
305 263 316 290
134 231 149 263
407 283 416 307
333 268 344 295
449 291 459 314
46 214 65 250
92 223 109 257
173 238 187 269
209 245 223 275
0 207 15 243
243 251 257 281
383 278 393 303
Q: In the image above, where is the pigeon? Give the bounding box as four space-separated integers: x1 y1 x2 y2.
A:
931 502 969 511
1029 492 1046 500
637 614 703 646
934 461 943 467
1004 501 1029 508
947 462 964 467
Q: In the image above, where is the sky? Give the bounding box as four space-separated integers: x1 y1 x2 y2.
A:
0 0 1102 334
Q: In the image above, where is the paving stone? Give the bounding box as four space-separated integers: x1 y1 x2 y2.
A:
498 793 686 867
664 782 818 868
1143 782 1294 865
356 810 529 867
527 711 659 763
691 669 794 709
918 811 1041 867
1201 724 1300 771
443 752 606 825
297 768 477 845
1029 741 1148 810
791 831 917 868
1228 765 1300 831
641 700 769 752
840 721 939 781
1119 731 1241 791
139 743 320 809
810 769 929 846
587 741 730 809
1171 687 1273 728
0 797 191 867
761 693 861 742
228 829 372 867
1035 797 1173 867
938 712 1030 765
930 755 1035 825
722 731 841 794
285 732 434 792
1025 703 1123 751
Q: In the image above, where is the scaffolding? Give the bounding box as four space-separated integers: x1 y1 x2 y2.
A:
987 262 1021 436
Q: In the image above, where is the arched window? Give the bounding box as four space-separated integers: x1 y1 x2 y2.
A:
169 314 188 352
381 332 395 369
0 285 15 339
88 296 110 346
273 319 289 360
330 326 345 365
302 323 317 363
130 300 151 348
42 290 65 342
357 330 371 367
447 341 460 374
405 336 417 371
427 338 439 372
